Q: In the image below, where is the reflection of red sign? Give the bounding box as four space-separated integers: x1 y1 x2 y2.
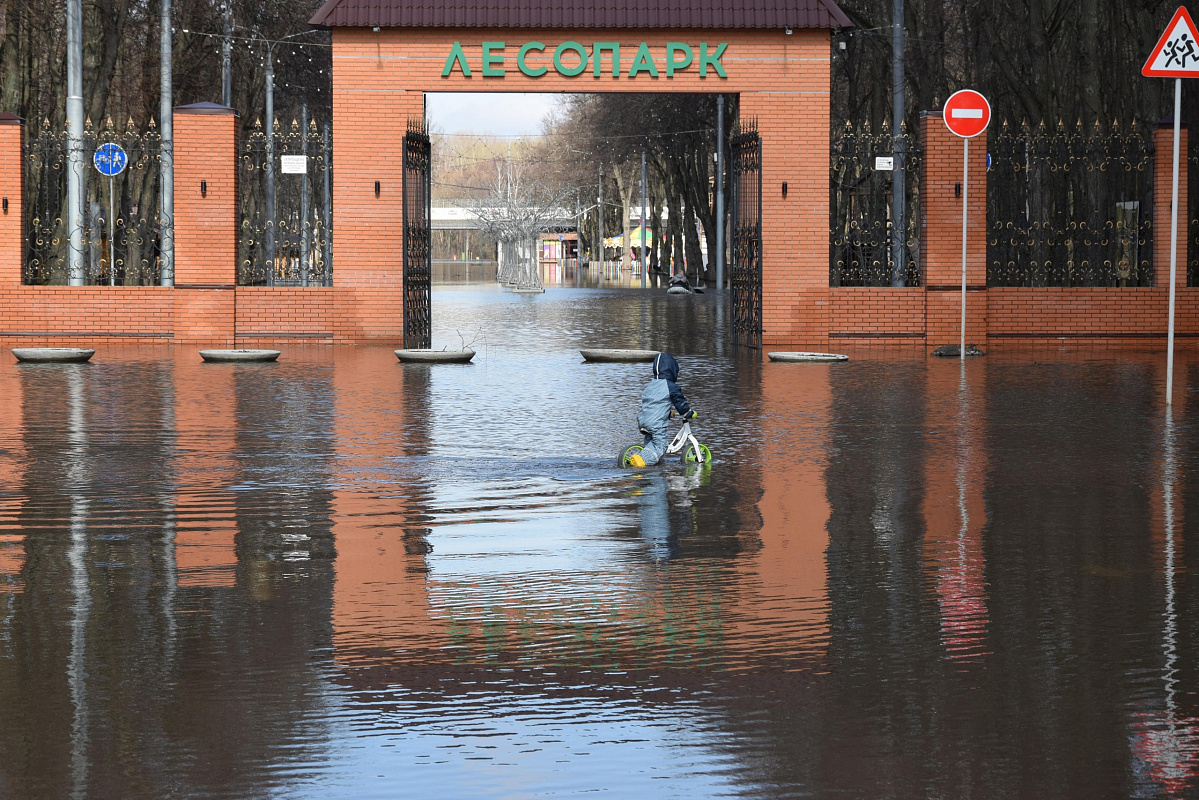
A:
1132 709 1199 797
943 90 991 138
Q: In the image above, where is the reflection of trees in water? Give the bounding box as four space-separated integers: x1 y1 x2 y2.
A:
0 360 341 796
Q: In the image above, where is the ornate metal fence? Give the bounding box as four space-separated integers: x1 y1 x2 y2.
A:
402 118 432 350
988 120 1153 287
24 117 164 285
730 118 763 348
239 116 333 286
830 120 921 286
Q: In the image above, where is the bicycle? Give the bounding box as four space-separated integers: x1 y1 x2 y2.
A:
619 419 712 468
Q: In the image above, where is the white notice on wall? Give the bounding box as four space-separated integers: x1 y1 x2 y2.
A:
875 156 894 171
281 155 308 174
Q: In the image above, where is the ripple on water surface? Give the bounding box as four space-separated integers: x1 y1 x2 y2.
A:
0 288 1193 798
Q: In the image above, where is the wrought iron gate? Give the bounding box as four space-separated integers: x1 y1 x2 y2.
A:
730 119 763 348
403 119 432 349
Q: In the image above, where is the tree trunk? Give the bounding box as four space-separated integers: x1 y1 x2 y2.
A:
683 199 703 286
612 164 635 272
648 188 662 275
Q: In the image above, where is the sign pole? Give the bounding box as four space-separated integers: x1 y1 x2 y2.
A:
961 137 968 361
108 175 116 286
1168 76 1181 405
1142 7 1199 405
942 88 989 358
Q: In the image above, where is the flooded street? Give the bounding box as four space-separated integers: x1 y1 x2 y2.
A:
0 285 1197 798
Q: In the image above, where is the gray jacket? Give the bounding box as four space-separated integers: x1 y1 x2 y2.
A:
636 353 693 432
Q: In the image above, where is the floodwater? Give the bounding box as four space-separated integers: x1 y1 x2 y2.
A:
0 285 1196 799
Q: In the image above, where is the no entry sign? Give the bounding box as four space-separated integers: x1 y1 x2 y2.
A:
943 90 991 138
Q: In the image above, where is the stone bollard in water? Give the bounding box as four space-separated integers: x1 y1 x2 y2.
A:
931 344 985 358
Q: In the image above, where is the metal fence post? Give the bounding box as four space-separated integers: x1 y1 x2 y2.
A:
322 121 332 285
300 102 310 287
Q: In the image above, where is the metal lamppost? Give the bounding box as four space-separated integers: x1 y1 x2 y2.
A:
715 95 725 291
66 0 85 285
890 0 907 287
221 2 233 107
160 0 174 286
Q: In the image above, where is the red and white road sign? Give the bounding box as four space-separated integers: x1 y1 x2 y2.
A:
1143 7 1199 77
943 90 991 138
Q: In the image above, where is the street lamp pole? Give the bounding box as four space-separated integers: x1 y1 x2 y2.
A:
264 49 276 284
66 0 85 285
716 95 725 291
160 0 175 286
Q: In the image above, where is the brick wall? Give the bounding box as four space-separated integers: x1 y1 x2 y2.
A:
0 287 176 343
0 115 22 286
828 287 925 341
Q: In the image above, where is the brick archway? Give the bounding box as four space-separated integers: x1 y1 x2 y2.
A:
315 0 848 346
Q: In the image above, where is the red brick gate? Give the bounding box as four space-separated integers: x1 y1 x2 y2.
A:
1 0 1197 350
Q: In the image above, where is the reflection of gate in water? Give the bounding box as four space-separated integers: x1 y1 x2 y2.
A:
24 116 164 285
403 119 432 350
730 119 762 348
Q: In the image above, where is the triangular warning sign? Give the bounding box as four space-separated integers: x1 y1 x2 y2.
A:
1144 7 1199 77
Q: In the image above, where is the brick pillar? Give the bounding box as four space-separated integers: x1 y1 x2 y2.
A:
920 111 988 348
1153 121 1188 286
172 102 238 343
0 113 24 286
742 81 830 348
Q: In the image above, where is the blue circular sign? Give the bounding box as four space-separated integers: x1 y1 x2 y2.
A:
93 143 127 176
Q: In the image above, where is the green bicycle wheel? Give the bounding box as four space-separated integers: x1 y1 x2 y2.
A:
619 444 645 468
685 442 713 464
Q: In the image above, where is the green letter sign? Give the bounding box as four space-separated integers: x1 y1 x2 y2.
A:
698 42 727 77
665 43 693 76
518 41 547 76
592 42 621 76
553 41 588 76
442 41 472 77
628 42 659 77
481 41 506 76
444 41 728 79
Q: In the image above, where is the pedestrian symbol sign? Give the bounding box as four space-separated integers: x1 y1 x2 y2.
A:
1143 7 1199 77
93 142 127 176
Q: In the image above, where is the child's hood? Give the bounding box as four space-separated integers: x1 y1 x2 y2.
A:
652 353 680 382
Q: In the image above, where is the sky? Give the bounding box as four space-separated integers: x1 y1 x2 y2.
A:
426 93 561 137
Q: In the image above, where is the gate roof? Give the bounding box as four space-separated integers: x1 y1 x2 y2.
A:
310 0 851 29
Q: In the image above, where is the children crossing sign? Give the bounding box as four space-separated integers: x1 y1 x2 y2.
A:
1143 7 1199 407
1143 6 1199 76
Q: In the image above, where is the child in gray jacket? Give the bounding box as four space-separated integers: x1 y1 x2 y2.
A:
628 352 697 467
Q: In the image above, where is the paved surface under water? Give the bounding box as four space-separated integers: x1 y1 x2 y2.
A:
0 285 1197 798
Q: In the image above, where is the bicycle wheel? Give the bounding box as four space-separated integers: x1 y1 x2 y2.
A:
619 444 645 467
684 442 712 464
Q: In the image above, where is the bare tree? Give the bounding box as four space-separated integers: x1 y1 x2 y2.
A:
467 152 573 290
